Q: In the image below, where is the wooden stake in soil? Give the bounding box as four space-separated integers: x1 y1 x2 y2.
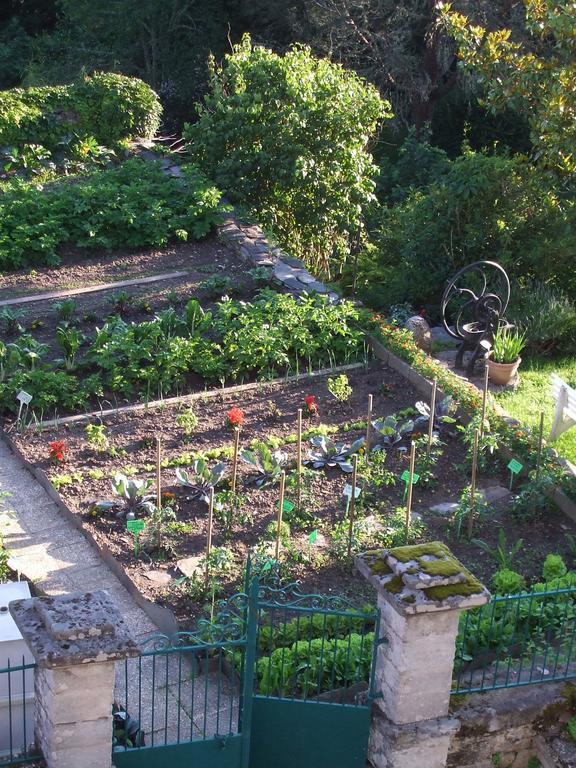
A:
480 366 489 438
347 455 358 558
156 436 162 510
365 395 373 461
297 409 303 510
155 437 162 551
231 427 240 494
427 380 437 456
205 486 215 584
536 410 545 479
467 429 480 538
275 471 286 561
404 442 417 542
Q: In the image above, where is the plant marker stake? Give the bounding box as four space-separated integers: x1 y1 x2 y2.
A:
297 409 302 511
468 429 479 538
536 410 545 480
405 442 416 542
480 366 489 438
275 471 286 561
427 379 437 456
365 395 373 463
206 486 214 584
347 455 358 558
231 427 240 494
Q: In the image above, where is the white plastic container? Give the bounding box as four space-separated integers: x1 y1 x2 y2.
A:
0 581 35 758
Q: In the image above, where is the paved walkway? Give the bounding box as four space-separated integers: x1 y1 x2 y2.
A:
0 438 234 744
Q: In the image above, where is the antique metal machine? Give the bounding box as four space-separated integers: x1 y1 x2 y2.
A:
441 260 511 376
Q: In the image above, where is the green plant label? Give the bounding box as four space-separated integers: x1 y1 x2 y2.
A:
507 459 523 475
308 530 318 545
127 520 145 533
400 470 420 485
281 500 295 513
343 484 361 499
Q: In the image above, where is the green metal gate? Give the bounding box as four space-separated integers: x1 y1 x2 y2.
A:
112 574 380 768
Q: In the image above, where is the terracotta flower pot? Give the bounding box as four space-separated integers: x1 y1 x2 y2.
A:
486 356 521 386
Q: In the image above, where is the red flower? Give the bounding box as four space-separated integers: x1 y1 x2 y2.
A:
48 440 66 462
227 406 245 428
304 395 319 416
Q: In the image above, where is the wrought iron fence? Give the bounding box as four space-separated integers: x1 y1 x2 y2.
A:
452 584 576 695
0 657 40 766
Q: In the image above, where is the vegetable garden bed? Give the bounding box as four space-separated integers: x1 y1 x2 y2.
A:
10 363 576 628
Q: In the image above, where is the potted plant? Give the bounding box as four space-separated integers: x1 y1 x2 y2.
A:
486 326 526 385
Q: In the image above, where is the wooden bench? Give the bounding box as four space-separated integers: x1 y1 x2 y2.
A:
550 374 576 440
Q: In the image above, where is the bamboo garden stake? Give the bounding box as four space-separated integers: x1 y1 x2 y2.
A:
231 427 240 494
275 471 286 560
347 455 358 558
205 487 214 583
155 436 162 511
297 409 303 510
480 366 489 438
365 395 373 462
467 429 479 538
536 411 545 479
404 442 416 542
427 380 437 456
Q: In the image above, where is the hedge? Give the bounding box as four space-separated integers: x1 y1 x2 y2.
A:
0 73 162 150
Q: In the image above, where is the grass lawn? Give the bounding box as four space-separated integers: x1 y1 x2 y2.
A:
496 355 576 465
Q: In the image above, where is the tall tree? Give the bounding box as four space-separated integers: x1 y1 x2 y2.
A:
443 0 576 173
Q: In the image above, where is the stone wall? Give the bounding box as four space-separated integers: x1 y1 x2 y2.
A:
448 683 572 768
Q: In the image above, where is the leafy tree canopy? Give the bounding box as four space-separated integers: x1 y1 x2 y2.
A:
443 0 576 174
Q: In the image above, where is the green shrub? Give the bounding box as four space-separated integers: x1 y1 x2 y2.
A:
0 159 222 270
491 569 526 595
542 554 568 583
186 34 389 276
0 73 161 150
352 149 576 309
508 280 576 355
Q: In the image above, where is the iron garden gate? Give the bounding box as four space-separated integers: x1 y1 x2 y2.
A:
112 572 381 768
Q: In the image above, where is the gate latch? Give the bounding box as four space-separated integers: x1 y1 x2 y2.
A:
216 734 229 751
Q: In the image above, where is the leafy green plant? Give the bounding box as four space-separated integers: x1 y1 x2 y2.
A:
175 459 227 504
510 470 556 523
472 530 524 570
491 326 526 364
491 569 526 595
265 520 291 547
108 291 134 316
213 490 250 540
542 554 568 583
248 266 274 287
414 396 456 435
371 415 414 450
305 436 364 473
0 307 26 335
567 717 576 744
240 443 287 488
55 325 84 371
85 423 109 452
200 275 235 299
53 299 76 322
97 474 155 518
451 487 490 541
327 374 352 403
176 407 199 437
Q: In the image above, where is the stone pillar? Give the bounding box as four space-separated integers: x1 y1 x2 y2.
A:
9 590 139 768
355 541 490 768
